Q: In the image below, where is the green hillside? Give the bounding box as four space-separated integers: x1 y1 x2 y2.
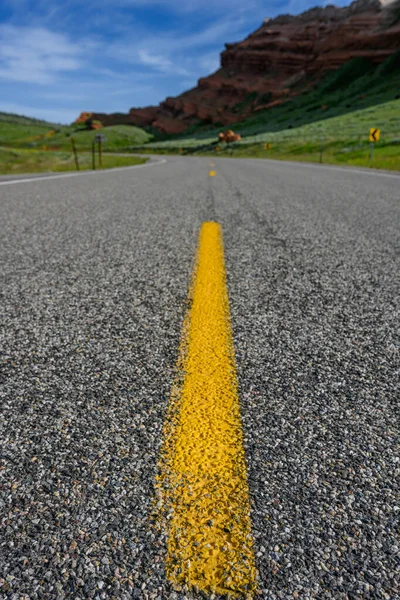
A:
0 147 147 175
131 53 400 171
143 53 400 147
137 98 400 171
1 51 399 172
59 124 153 149
0 114 152 174
0 111 60 127
0 117 153 151
143 99 400 149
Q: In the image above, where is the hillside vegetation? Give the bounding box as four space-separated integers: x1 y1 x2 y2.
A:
0 114 152 174
1 52 399 173
146 53 400 144
0 120 153 152
129 54 400 171
0 147 147 175
0 112 59 127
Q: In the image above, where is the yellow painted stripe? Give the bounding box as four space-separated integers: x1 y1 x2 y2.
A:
155 222 257 598
209 170 216 177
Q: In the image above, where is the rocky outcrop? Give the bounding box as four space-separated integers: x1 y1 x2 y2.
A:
219 130 242 143
75 0 400 134
221 0 399 75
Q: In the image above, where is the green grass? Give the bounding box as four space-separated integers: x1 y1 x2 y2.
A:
1 52 399 172
0 119 153 151
0 111 152 173
0 121 67 147
133 98 400 171
201 137 400 171
53 124 153 150
133 52 400 173
134 98 400 148
0 147 147 175
0 111 60 127
141 54 400 147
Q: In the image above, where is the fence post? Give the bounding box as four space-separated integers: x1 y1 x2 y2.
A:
71 138 80 171
92 141 96 170
98 137 102 168
369 142 375 168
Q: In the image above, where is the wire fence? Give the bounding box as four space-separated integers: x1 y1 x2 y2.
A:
120 129 400 171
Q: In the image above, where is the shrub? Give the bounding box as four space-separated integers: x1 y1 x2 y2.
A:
256 92 272 105
320 58 375 93
376 50 400 76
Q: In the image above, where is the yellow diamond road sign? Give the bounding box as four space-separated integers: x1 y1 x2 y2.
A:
369 128 380 143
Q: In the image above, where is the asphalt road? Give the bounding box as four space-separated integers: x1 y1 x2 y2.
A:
1 157 399 600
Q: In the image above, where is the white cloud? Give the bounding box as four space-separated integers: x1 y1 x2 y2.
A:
0 0 317 121
137 49 190 75
106 14 251 80
138 50 174 71
102 0 260 14
0 25 82 84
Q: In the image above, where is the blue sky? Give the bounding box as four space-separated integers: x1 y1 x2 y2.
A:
0 0 350 124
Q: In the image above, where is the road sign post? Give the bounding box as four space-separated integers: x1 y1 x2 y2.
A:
71 138 80 171
92 140 96 170
369 143 375 168
368 129 380 167
98 138 102 168
95 134 105 168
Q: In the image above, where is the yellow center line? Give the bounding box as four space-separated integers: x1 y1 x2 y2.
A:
209 170 216 177
155 222 257 598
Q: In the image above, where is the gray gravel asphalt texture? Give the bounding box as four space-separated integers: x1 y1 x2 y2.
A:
1 157 399 600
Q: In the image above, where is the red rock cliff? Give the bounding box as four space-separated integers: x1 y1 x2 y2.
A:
75 0 400 134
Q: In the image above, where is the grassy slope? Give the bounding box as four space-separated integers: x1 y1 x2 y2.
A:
0 112 59 127
49 124 153 150
0 122 153 151
0 122 64 147
1 53 399 172
133 55 400 171
139 98 400 170
0 114 153 173
233 53 400 140
0 148 147 175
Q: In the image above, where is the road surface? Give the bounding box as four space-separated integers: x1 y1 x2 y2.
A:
1 157 399 599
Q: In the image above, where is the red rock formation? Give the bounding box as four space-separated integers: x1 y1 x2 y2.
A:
75 112 93 124
75 0 400 134
75 113 104 130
